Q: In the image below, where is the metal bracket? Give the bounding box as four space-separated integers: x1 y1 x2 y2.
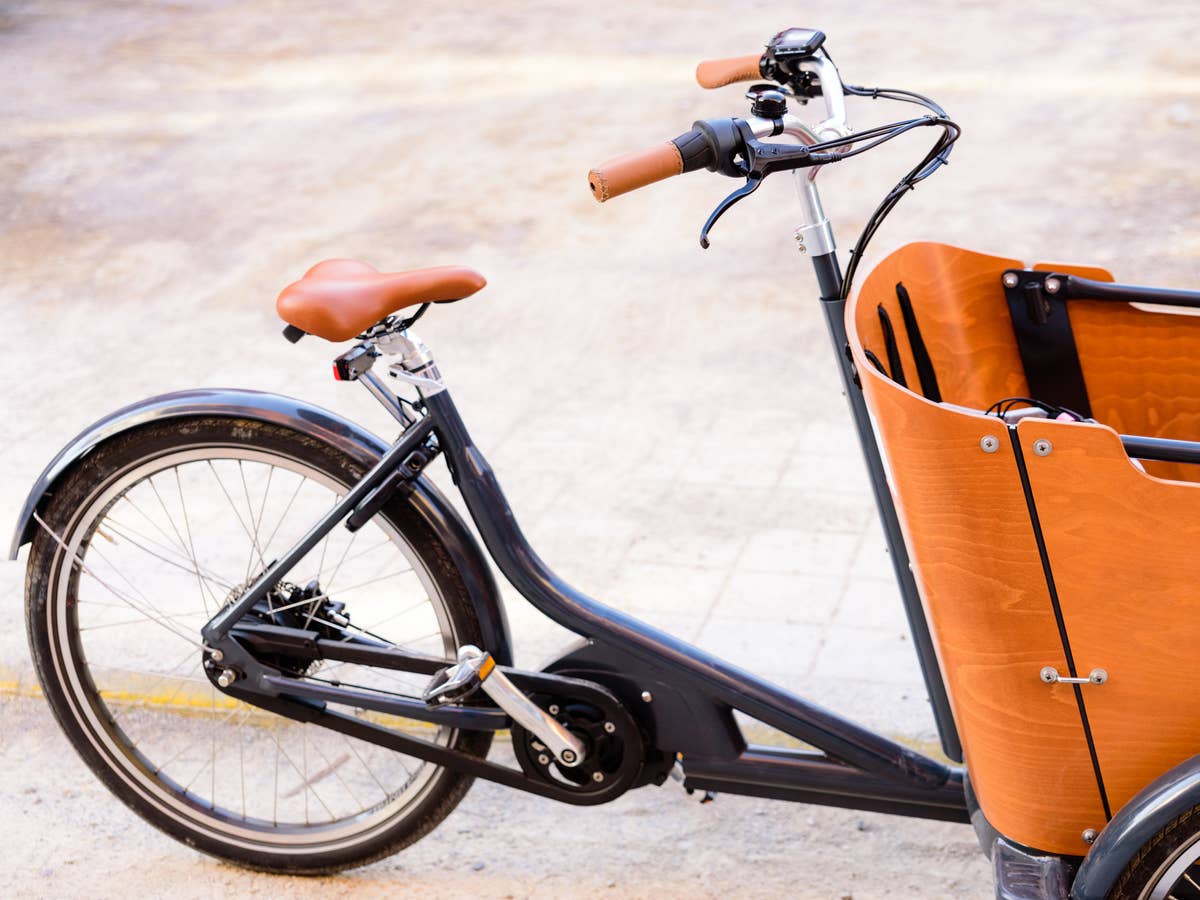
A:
377 329 447 397
1040 666 1108 685
1000 269 1092 418
344 446 433 532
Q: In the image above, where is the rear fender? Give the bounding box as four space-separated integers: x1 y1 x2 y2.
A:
9 388 513 665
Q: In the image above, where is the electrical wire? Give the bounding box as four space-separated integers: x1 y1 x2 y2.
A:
800 50 962 300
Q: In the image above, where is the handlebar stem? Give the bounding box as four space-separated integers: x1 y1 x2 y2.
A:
797 55 850 140
745 114 836 257
793 177 836 256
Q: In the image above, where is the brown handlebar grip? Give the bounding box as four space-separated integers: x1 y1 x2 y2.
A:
695 54 763 89
587 141 683 203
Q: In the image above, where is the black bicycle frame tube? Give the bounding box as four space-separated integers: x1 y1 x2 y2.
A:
1060 275 1200 309
257 673 509 730
201 416 434 644
1121 434 1200 464
424 388 955 791
198 377 965 812
810 251 964 761
683 746 968 822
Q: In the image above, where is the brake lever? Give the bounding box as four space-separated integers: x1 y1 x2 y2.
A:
698 120 826 248
699 174 762 249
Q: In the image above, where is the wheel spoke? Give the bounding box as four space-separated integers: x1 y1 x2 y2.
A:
174 467 222 615
259 474 306 564
207 460 268 572
239 460 270 583
103 515 233 593
79 610 206 632
304 738 359 811
322 528 360 592
35 513 202 649
38 442 465 850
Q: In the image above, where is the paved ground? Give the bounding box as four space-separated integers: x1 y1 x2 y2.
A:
1 1 1197 897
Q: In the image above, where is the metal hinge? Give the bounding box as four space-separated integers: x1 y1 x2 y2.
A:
1039 666 1107 685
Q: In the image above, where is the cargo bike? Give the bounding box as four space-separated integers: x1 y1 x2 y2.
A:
14 26 1200 900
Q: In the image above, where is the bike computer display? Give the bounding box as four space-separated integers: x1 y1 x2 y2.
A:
759 27 827 93
768 27 825 60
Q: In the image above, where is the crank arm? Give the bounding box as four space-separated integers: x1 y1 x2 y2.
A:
219 630 626 776
424 645 587 767
223 670 640 807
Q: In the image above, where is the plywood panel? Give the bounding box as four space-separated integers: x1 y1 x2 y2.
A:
1018 417 1200 816
1034 259 1200 483
855 242 1027 409
1072 300 1200 483
851 244 1109 854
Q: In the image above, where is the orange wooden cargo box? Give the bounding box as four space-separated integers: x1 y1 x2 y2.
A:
848 242 1200 855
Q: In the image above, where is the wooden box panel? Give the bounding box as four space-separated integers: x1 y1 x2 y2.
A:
851 243 1109 854
1018 417 1200 818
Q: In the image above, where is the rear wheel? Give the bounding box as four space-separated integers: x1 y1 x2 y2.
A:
25 416 491 874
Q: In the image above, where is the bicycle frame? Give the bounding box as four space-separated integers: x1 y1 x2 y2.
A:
192 251 1200 826
189 239 979 824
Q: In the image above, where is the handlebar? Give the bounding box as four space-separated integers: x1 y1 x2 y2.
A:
584 27 961 300
695 54 763 89
588 123 742 203
587 142 682 203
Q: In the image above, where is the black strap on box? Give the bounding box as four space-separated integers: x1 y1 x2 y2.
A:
1001 269 1092 418
876 304 908 388
895 282 942 402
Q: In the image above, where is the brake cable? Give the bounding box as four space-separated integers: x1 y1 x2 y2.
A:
698 113 960 253
836 113 960 300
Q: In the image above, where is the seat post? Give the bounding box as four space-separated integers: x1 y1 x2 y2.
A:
374 329 447 398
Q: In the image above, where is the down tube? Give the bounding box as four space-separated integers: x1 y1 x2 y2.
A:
425 391 954 789
817 285 963 762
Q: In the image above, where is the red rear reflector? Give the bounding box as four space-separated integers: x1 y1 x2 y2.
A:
331 362 343 381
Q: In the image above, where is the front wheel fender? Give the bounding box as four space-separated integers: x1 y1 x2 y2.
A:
1072 754 1200 899
10 387 512 665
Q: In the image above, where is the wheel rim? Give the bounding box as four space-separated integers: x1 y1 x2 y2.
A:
43 444 460 854
1142 828 1200 900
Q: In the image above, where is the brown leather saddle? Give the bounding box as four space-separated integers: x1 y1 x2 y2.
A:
276 259 486 342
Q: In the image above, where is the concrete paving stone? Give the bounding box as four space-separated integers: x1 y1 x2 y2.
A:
760 486 875 534
625 530 744 570
524 507 642 565
780 451 875 497
850 520 898 580
709 569 844 624
813 626 922 686
675 439 794 488
740 527 862 576
693 614 825 675
494 592 580 669
609 562 728 636
768 673 943 746
794 419 866 456
642 481 780 533
834 576 911 631
543 471 672 522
